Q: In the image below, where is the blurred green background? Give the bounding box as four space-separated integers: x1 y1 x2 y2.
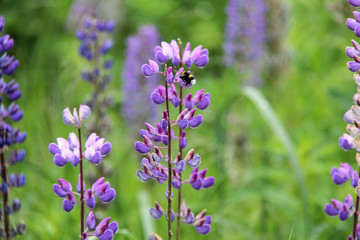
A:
0 0 357 239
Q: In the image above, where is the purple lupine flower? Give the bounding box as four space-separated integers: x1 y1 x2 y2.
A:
95 217 118 239
330 163 354 185
50 106 117 239
91 177 116 203
49 133 80 167
179 201 212 235
325 194 354 221
0 15 26 238
83 133 112 165
325 3 360 238
350 0 360 7
122 25 160 129
135 39 214 237
150 201 165 219
176 108 203 130
76 16 115 136
189 167 216 190
53 179 72 198
223 0 267 86
86 211 96 230
339 133 355 151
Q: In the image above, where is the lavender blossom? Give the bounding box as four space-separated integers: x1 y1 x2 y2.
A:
0 15 26 239
49 106 117 240
122 25 160 128
135 39 214 239
324 3 360 238
223 0 267 86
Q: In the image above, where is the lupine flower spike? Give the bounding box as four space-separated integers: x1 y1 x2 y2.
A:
223 0 267 86
122 25 160 129
76 15 115 204
77 16 115 135
49 105 118 239
0 15 26 239
323 1 360 238
136 38 214 239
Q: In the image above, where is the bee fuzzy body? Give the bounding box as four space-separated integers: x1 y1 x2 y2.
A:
179 71 196 86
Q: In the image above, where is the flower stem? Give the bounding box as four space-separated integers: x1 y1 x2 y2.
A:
175 38 183 240
353 167 360 239
164 66 173 240
77 127 85 239
0 150 9 240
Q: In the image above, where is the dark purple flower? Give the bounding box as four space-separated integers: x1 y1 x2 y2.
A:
349 0 360 7
150 202 165 220
151 85 166 104
86 211 96 231
193 89 211 110
100 39 113 55
53 179 72 198
95 217 118 240
339 133 354 151
62 193 76 212
330 163 353 185
352 171 359 188
176 109 203 130
0 16 4 32
189 167 215 190
92 177 116 203
135 135 154 154
325 194 354 221
348 61 360 72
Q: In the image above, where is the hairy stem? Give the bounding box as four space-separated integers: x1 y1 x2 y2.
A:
164 66 173 240
1 150 9 240
78 127 85 239
175 38 183 240
353 167 360 239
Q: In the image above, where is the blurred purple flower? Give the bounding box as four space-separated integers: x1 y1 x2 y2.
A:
122 25 160 128
223 0 267 86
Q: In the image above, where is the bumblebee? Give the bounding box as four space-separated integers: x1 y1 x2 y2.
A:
179 71 196 86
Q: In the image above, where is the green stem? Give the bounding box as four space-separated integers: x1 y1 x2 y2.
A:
77 127 85 239
1 149 9 240
164 66 173 240
353 166 360 240
175 38 183 240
